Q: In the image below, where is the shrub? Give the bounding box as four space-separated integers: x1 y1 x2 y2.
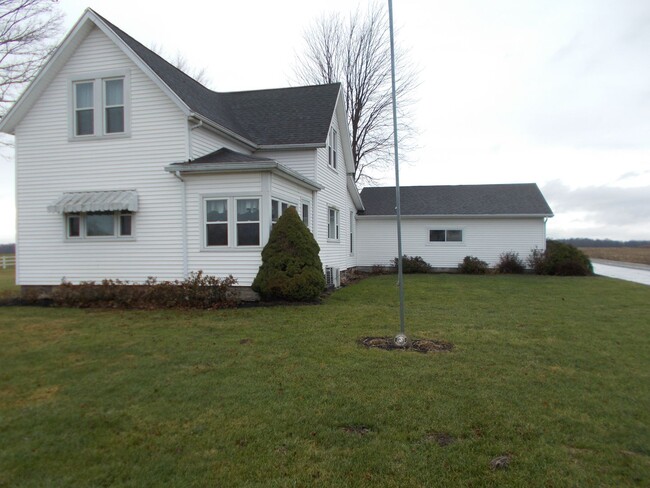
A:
252 207 325 301
51 271 238 309
496 252 525 274
458 256 489 274
528 240 593 276
391 255 432 273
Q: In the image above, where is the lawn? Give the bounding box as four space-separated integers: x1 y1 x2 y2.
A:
0 255 18 297
1 274 649 487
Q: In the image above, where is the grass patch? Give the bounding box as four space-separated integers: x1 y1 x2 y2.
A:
0 254 18 297
1 274 649 486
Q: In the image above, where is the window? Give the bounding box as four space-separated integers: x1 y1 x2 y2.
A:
302 203 310 228
104 78 125 134
328 128 338 169
66 211 133 239
236 198 260 246
271 198 297 226
429 229 463 243
74 81 94 136
350 211 354 254
328 207 339 240
205 199 228 246
204 197 262 248
71 73 128 138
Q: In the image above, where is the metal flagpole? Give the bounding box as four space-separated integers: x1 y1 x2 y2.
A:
388 0 406 343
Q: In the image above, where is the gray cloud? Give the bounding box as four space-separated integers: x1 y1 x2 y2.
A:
542 180 650 227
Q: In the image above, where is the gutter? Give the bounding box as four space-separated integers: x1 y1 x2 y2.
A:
164 161 324 192
356 213 555 220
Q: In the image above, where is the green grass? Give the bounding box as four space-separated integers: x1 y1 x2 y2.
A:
1 275 649 487
0 254 18 296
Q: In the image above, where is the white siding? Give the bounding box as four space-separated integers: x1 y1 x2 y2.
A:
191 125 252 159
356 217 547 268
255 149 316 180
15 26 188 284
314 113 356 271
184 172 265 286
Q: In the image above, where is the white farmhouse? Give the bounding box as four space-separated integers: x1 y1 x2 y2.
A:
0 9 553 291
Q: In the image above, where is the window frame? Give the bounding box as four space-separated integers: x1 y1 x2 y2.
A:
235 197 261 247
328 207 340 241
64 211 135 241
328 127 338 170
202 195 263 250
205 198 229 247
427 228 464 244
69 70 131 140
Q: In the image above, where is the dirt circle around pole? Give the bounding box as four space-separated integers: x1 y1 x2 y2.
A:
357 336 453 353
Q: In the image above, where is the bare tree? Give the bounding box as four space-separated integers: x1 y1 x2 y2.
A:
294 3 417 185
150 42 212 88
0 0 63 118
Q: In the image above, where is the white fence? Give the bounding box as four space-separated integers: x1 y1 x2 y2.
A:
1 255 15 269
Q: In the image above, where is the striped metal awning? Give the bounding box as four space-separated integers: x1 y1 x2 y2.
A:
47 190 138 213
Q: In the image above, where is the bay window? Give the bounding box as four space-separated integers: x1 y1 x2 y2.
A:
328 207 339 240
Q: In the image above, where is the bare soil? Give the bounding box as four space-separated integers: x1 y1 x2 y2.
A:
358 336 453 353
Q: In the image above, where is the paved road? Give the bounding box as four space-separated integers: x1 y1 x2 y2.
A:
591 259 650 286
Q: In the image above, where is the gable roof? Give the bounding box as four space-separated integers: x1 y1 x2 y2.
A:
96 12 342 146
359 184 553 217
1 9 342 148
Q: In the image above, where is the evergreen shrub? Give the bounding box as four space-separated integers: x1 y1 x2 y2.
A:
252 207 325 301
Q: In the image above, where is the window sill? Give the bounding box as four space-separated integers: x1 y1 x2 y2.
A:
68 132 131 142
65 237 136 242
201 246 263 252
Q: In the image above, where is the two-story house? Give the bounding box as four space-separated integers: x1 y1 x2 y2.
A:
1 9 554 292
0 9 363 288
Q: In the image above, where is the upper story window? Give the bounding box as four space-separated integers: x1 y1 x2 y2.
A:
104 78 125 133
70 72 129 139
74 81 94 135
328 128 338 169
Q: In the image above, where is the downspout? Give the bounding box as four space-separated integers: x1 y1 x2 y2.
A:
173 171 189 278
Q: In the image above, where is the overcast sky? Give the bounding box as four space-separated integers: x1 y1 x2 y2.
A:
1 0 649 242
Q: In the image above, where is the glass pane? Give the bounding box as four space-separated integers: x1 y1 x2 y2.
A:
447 230 463 242
237 199 259 222
271 200 279 222
76 109 93 135
105 79 123 106
237 223 260 246
302 204 309 225
120 214 132 236
281 202 288 213
86 213 114 236
75 82 93 108
106 106 124 133
429 230 445 242
207 223 227 246
68 215 80 237
206 200 227 222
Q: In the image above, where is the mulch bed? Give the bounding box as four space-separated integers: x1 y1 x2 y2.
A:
358 336 453 353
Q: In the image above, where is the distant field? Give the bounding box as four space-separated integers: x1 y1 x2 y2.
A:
580 247 650 265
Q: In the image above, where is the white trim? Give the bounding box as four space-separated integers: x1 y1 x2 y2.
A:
67 69 131 141
327 206 340 241
201 194 263 251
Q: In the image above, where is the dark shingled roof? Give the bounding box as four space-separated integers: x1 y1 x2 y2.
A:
95 11 340 146
177 148 274 165
359 184 553 216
